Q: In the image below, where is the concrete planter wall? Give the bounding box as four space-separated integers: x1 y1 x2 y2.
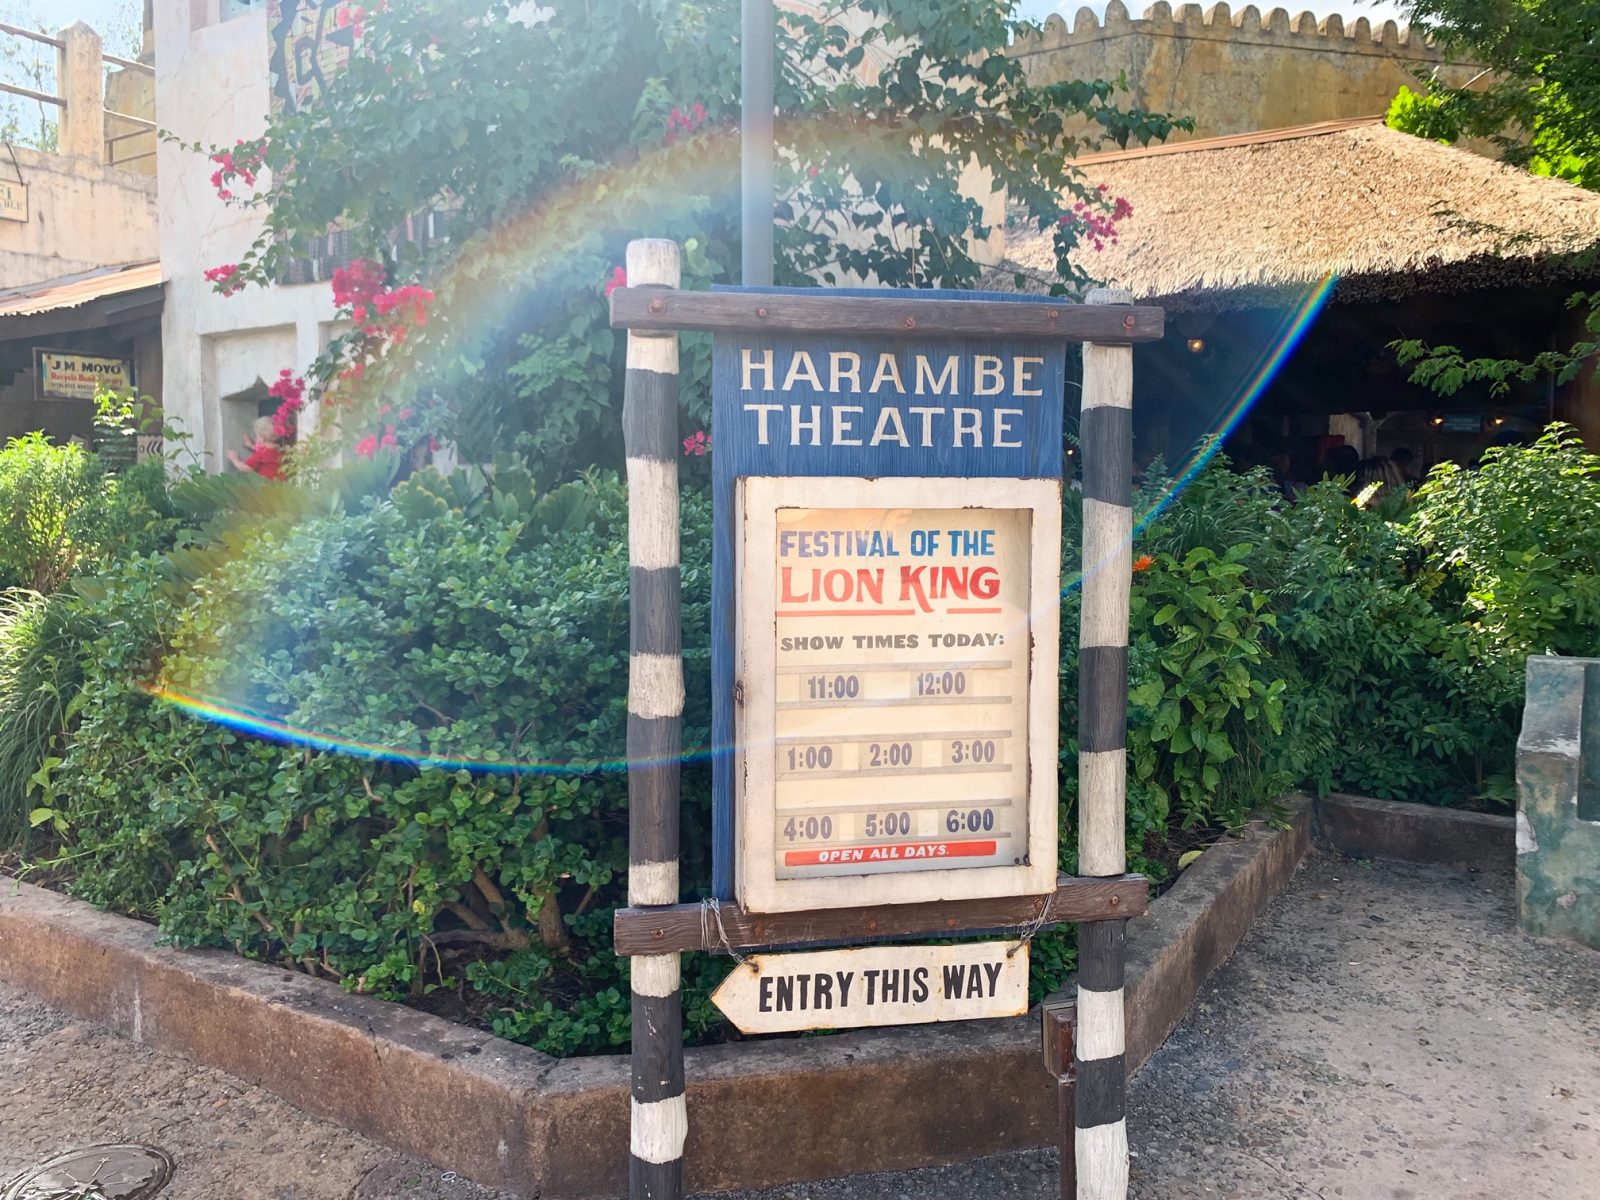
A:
0 797 1319 1196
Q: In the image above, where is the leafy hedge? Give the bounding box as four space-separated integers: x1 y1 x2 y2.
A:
7 425 1598 1056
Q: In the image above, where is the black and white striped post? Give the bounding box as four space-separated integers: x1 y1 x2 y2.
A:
1074 287 1134 1199
623 238 687 1200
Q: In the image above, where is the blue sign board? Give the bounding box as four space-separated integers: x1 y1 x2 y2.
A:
709 287 1069 899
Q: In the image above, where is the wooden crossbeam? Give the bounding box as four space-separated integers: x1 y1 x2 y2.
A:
613 873 1148 957
609 288 1165 343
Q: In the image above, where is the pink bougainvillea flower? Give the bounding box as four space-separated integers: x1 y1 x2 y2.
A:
267 370 307 439
603 266 628 298
331 258 386 310
203 263 244 296
682 430 711 457
353 434 379 458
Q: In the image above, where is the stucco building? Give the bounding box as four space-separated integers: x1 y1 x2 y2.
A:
152 0 354 473
0 19 161 444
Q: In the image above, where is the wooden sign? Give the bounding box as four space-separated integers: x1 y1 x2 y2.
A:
610 258 1155 1200
710 289 1069 907
35 349 133 401
710 940 1029 1035
736 474 1060 912
0 179 27 223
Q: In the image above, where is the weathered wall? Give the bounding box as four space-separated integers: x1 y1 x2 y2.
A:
154 0 337 472
1012 1 1483 141
105 62 157 176
0 145 157 288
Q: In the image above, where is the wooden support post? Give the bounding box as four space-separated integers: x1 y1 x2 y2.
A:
1075 288 1134 1199
623 238 686 1200
1042 996 1079 1200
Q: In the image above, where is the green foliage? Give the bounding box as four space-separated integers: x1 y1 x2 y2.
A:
1385 84 1461 145
1266 479 1510 802
201 0 1187 472
1391 286 1600 398
1387 0 1600 391
0 591 91 844
1409 424 1600 659
1127 544 1285 837
1397 0 1600 188
0 434 176 594
20 429 1596 1055
50 469 713 1055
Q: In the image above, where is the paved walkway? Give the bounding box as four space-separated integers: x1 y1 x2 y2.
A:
3 850 1597 1199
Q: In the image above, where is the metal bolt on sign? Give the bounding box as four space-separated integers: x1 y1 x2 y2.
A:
2 1145 173 1200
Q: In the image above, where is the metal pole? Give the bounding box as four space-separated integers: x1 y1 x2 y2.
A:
740 0 774 286
1075 288 1135 1199
623 238 687 1200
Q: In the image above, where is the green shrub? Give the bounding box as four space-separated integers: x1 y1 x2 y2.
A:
0 434 102 593
1409 424 1600 660
1268 480 1515 804
33 426 1596 1055
0 590 93 844
0 434 176 594
1126 543 1286 837
54 468 717 1054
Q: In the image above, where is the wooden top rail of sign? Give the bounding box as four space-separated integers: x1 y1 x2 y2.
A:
613 872 1147 956
609 288 1164 344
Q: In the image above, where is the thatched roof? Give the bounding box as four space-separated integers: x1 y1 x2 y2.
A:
994 118 1600 310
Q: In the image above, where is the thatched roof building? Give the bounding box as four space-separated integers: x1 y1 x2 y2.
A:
996 117 1600 311
991 118 1600 465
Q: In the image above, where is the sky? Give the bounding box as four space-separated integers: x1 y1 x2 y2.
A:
7 0 142 56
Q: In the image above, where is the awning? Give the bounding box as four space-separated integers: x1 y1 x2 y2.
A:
0 261 164 339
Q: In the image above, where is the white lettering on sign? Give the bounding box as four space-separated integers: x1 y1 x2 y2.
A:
736 476 1061 913
741 349 1044 397
738 347 1043 450
710 941 1029 1035
741 402 1027 449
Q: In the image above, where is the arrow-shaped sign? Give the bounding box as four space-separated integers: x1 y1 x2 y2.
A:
710 940 1029 1035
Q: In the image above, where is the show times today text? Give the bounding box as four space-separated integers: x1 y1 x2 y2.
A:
780 632 1006 651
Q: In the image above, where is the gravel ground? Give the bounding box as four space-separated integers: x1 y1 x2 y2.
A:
3 849 1597 1199
720 851 1600 1200
0 979 514 1200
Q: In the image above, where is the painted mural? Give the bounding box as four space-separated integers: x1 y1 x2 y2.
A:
268 0 361 115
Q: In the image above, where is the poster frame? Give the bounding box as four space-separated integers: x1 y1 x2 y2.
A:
735 473 1061 913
